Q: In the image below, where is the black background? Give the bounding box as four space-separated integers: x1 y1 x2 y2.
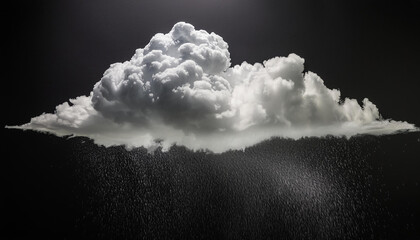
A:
3 0 420 239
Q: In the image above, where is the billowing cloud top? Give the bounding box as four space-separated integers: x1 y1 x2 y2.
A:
8 22 417 152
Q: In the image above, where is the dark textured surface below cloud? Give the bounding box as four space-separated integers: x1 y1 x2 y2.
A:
5 130 420 239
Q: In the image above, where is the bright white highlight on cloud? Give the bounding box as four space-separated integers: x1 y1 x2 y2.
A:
8 22 417 152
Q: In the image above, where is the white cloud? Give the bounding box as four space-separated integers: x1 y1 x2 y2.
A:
7 22 417 153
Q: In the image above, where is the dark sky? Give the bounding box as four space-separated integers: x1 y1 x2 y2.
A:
3 0 420 127
3 1 420 238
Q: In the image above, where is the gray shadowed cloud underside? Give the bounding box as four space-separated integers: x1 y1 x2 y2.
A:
7 22 417 152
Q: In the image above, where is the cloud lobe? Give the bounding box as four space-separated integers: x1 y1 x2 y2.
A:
9 22 417 152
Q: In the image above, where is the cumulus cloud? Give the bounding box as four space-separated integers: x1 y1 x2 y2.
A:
7 22 417 152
